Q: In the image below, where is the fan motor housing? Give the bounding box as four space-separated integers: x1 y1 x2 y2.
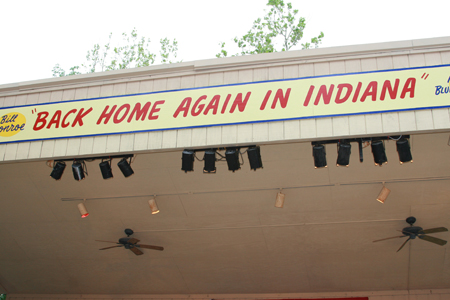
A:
402 226 423 238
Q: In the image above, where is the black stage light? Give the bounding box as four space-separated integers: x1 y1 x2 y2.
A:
225 148 241 172
312 144 327 168
371 140 388 166
247 146 263 170
99 159 113 179
72 161 86 181
181 150 195 172
118 157 134 177
396 138 413 164
203 149 217 173
336 142 351 167
50 161 66 180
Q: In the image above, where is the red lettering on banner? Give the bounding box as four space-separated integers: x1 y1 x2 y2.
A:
148 100 165 120
271 88 291 109
62 109 77 128
173 97 192 118
192 95 207 116
314 84 335 105
33 111 49 131
46 110 62 129
400 77 416 98
380 79 400 100
204 95 220 115
97 105 117 125
221 94 232 114
128 102 151 122
303 78 416 107
72 107 93 127
113 104 130 124
335 84 353 104
260 90 272 110
360 81 378 102
229 92 251 113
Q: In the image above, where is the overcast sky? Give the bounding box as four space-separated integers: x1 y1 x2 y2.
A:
1 0 449 85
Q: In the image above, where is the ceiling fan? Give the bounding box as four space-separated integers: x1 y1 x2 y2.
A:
373 217 448 252
96 229 164 256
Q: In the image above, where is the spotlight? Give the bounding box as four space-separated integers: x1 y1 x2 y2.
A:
377 185 390 203
181 150 195 172
225 148 241 172
72 161 86 181
336 141 351 167
312 144 327 168
50 161 66 180
118 157 134 177
99 159 113 179
148 198 160 214
78 202 89 218
203 149 216 173
371 140 387 166
247 146 263 170
275 191 285 208
396 138 413 164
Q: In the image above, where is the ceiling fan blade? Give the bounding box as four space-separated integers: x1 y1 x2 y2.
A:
420 227 449 234
95 240 118 244
373 235 406 243
419 234 448 246
137 244 164 251
397 237 411 252
127 238 140 244
129 247 144 256
99 245 123 250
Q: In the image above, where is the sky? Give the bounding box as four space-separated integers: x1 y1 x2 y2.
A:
1 0 449 85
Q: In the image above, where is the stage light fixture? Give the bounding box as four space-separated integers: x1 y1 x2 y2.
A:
396 138 413 164
99 159 113 179
148 197 160 214
78 202 89 218
203 149 216 173
50 161 66 180
371 140 388 166
247 146 263 170
72 161 86 181
225 148 241 172
312 144 327 168
181 150 195 172
336 141 351 167
275 190 285 208
377 185 390 203
118 157 134 177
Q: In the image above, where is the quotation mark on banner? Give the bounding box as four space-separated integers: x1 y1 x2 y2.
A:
31 108 37 114
421 73 429 80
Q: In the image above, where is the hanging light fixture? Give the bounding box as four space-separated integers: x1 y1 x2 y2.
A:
181 150 195 172
377 184 391 203
336 141 351 167
78 202 89 218
118 157 134 177
203 149 216 173
225 148 241 172
50 161 66 180
275 190 285 208
247 146 263 170
72 160 86 181
99 159 113 179
312 144 327 168
148 197 160 214
396 138 413 164
371 140 388 166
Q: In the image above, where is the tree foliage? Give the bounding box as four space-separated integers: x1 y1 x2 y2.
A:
217 0 324 57
52 29 178 77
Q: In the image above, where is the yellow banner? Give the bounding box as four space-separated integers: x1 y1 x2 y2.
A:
1 65 450 144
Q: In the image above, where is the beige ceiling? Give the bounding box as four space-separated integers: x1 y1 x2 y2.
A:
1 131 450 295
